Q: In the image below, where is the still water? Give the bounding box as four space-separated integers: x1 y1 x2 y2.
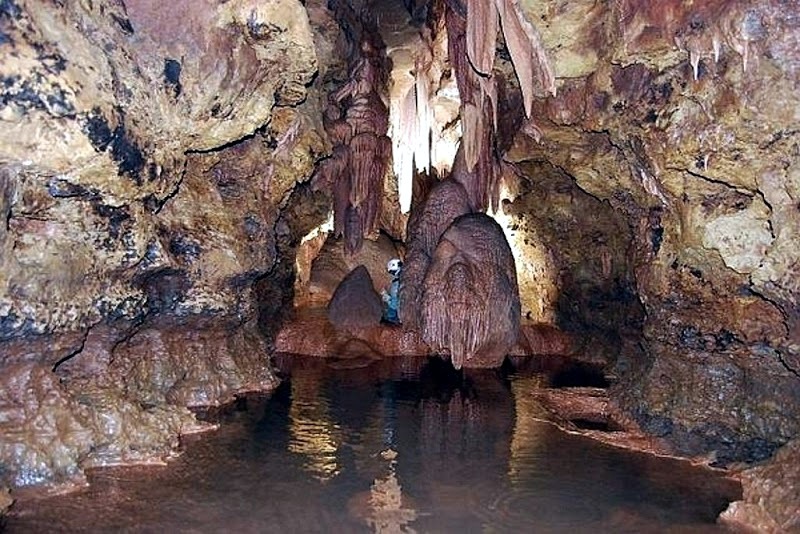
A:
7 356 740 533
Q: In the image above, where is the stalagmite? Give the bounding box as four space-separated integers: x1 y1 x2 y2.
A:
400 179 473 328
419 213 520 369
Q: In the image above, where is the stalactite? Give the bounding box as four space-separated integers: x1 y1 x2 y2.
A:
442 0 554 212
444 4 501 212
389 23 436 215
319 9 391 254
414 65 432 176
495 0 556 117
393 86 418 214
466 0 498 76
333 163 351 239
461 102 483 171
349 132 382 207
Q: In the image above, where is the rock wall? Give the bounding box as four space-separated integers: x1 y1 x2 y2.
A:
0 0 340 488
506 0 800 463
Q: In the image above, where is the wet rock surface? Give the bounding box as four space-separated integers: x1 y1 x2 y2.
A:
0 318 277 488
276 308 430 360
276 307 579 366
1 0 798 526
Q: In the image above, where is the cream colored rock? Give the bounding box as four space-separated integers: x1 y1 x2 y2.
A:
520 0 601 78
702 201 774 274
751 167 800 308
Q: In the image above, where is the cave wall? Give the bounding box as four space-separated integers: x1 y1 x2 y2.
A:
0 0 341 487
506 0 800 462
502 162 643 336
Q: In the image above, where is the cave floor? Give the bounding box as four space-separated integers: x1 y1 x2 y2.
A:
6 355 741 533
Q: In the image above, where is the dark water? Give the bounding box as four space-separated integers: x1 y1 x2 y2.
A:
6 356 740 533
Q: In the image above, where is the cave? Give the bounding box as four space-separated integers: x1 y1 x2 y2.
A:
0 0 798 530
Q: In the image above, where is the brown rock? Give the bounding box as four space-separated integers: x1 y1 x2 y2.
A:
327 265 384 333
0 319 275 488
301 234 400 307
514 323 576 356
0 487 12 519
0 363 95 487
419 213 520 369
275 308 429 358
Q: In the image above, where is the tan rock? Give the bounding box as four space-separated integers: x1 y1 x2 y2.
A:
720 439 800 532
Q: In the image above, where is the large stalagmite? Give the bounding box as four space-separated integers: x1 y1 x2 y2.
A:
420 213 521 369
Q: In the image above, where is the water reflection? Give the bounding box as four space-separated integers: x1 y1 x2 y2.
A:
6 356 740 533
361 450 417 534
288 372 342 481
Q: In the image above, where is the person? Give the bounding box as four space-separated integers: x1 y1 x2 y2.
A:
382 258 402 324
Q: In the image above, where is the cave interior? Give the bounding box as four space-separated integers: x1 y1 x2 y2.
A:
0 0 799 529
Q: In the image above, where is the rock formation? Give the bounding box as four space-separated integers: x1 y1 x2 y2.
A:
503 0 800 468
400 178 472 328
327 265 383 333
0 0 337 488
419 213 521 369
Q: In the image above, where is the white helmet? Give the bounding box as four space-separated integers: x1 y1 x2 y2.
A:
387 258 403 276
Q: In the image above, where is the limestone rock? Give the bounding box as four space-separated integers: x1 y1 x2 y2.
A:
0 0 322 341
702 201 774 274
720 438 800 532
275 308 430 358
0 318 276 488
328 265 383 333
0 363 95 487
506 0 800 462
301 234 400 307
420 213 520 369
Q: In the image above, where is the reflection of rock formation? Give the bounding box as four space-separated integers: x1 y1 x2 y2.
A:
288 372 342 481
418 370 514 469
508 376 552 481
365 450 418 534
